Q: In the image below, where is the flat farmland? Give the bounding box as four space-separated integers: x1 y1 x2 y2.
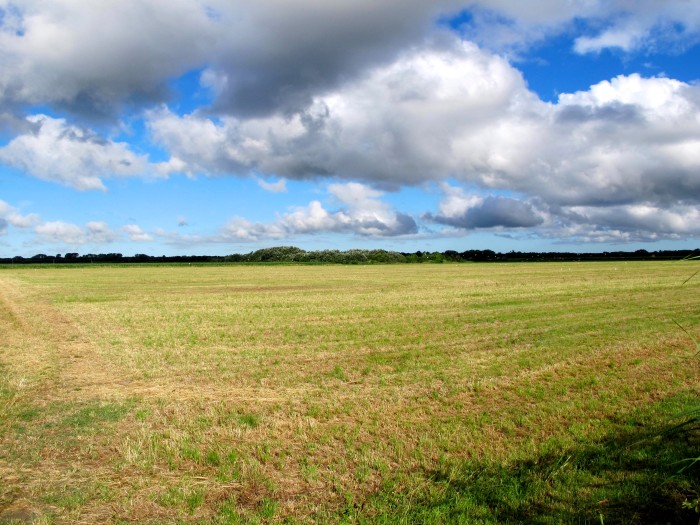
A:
0 262 698 524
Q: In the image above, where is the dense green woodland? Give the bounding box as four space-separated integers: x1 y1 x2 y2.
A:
2 246 698 265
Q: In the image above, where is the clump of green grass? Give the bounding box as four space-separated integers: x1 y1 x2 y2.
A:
238 413 260 429
59 401 131 429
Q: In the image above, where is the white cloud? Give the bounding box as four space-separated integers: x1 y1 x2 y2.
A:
220 217 286 243
219 182 417 242
34 221 86 245
556 74 691 114
123 224 153 242
85 221 117 243
32 219 118 245
540 74 700 207
0 114 174 190
425 167 700 241
0 199 40 231
147 39 533 186
257 178 287 193
574 28 641 55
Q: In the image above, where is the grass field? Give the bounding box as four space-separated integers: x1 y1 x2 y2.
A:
0 262 698 524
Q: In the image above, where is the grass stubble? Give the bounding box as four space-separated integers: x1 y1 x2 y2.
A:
0 262 697 524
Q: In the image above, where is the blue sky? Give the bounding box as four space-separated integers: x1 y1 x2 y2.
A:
1 1 700 257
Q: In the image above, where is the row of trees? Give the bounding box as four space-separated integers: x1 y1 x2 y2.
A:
1 247 698 265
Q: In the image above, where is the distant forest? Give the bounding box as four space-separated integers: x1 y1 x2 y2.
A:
2 246 699 265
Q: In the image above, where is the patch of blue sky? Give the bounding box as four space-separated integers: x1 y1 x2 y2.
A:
0 4 24 36
637 42 700 80
0 131 12 147
114 177 242 228
519 34 700 102
0 165 42 205
167 68 217 116
518 35 637 101
4 175 111 227
436 7 475 32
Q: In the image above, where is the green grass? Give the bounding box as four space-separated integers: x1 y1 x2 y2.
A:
0 262 697 523
351 392 698 524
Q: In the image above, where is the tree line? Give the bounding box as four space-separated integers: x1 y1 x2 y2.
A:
1 247 698 265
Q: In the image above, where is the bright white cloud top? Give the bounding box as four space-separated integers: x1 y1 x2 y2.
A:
1 0 699 255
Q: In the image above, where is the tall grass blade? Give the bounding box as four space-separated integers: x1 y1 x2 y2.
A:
680 269 699 286
671 319 700 356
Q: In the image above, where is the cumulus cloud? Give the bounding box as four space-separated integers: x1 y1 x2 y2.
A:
145 35 700 242
146 183 416 246
219 217 286 243
0 0 219 117
34 221 85 245
425 171 700 242
453 1 600 53
0 199 40 230
220 182 417 242
85 221 118 243
147 39 533 186
34 220 117 245
0 114 175 190
149 42 700 207
541 74 700 207
123 224 152 242
553 203 700 243
426 185 544 230
0 0 470 119
193 1 471 117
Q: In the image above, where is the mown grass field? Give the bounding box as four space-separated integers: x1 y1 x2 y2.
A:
0 262 698 524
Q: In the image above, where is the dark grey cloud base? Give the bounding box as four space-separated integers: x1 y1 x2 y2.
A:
426 196 544 229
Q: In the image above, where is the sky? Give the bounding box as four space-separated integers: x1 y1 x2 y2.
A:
1 1 700 257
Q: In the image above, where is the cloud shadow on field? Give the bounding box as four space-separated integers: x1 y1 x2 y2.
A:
361 393 700 524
